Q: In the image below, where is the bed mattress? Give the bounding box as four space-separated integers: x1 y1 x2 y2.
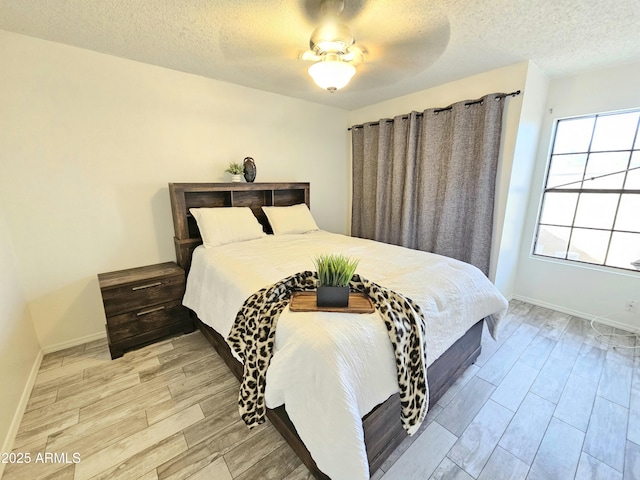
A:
182 231 508 479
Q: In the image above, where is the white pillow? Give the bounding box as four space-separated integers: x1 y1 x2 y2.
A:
189 207 265 248
262 204 319 235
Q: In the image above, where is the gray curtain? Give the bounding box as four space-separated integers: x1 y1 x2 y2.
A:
351 94 506 275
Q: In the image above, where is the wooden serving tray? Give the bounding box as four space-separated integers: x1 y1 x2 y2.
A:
289 292 375 314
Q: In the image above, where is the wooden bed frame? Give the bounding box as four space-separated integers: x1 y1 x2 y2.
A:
168 182 483 479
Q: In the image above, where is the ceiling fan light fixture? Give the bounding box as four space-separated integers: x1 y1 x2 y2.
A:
310 22 354 55
308 58 356 92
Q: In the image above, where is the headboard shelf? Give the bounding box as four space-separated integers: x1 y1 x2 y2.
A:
169 182 310 272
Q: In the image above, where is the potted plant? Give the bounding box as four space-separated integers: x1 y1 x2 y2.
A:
313 253 359 307
225 162 244 182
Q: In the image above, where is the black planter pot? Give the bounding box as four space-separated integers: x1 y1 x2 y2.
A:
317 286 349 308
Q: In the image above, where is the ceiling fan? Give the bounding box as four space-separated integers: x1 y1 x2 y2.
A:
300 0 367 92
217 0 450 96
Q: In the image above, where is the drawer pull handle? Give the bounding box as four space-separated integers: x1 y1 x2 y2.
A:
132 282 162 291
136 306 165 316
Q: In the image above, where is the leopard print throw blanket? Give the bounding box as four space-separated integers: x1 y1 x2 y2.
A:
227 271 429 435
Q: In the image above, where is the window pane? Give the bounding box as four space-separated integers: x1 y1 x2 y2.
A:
574 193 618 229
614 194 640 233
606 232 640 270
591 112 640 151
568 228 611 264
547 154 587 189
540 192 578 226
535 109 640 271
534 225 571 258
582 152 629 190
553 117 595 154
625 152 640 190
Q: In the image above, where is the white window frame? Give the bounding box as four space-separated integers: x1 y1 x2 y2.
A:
532 108 640 273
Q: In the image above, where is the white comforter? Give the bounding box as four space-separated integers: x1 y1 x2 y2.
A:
183 231 508 480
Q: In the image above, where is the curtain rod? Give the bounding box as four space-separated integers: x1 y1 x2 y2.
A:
348 90 521 131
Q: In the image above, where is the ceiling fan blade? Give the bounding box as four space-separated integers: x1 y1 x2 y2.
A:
343 45 366 64
367 27 449 68
217 2 312 60
351 2 451 71
349 20 451 90
301 0 367 24
301 50 322 61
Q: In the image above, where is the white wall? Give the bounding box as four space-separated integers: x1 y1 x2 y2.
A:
514 61 640 331
349 62 544 297
0 202 41 473
0 30 351 350
493 63 549 297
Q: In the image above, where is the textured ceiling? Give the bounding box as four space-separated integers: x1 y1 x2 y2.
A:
1 0 639 110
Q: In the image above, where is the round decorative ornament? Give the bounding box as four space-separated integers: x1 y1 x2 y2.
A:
243 157 257 183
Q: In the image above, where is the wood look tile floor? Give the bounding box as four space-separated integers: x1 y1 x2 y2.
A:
3 300 639 480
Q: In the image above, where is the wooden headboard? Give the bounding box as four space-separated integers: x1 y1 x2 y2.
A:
168 182 310 272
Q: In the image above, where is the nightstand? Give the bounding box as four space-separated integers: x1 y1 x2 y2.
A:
98 262 194 359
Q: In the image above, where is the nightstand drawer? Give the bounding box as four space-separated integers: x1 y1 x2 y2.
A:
107 299 187 342
98 262 194 359
106 322 188 354
101 274 185 317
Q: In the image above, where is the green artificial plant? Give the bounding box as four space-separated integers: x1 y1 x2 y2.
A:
225 162 244 174
313 253 359 287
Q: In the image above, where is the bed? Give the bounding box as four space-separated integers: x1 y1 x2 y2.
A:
168 182 508 480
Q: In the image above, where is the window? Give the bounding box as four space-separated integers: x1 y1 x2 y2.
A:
533 109 640 272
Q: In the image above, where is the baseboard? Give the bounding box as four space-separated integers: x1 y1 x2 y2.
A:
512 294 639 333
0 349 43 477
41 331 107 355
